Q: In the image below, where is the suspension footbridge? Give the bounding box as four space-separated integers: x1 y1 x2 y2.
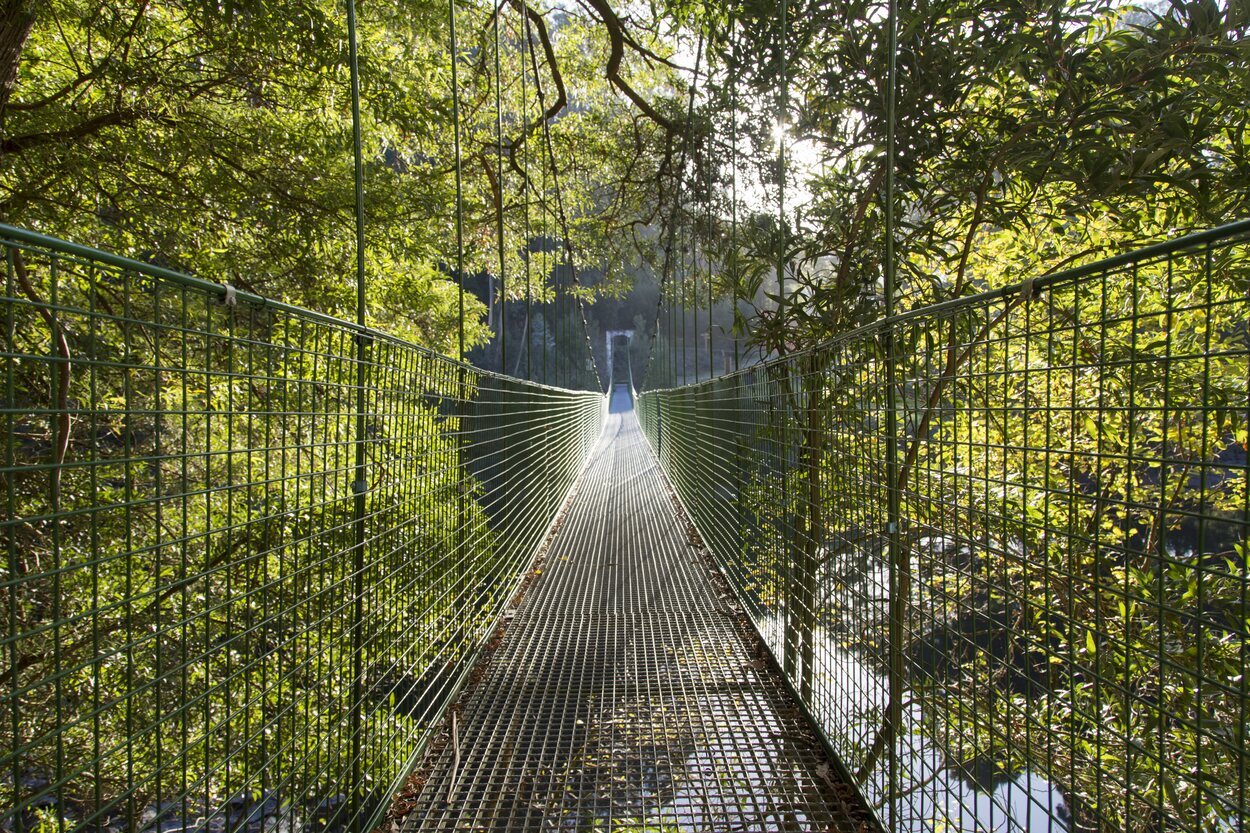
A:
5 219 1249 833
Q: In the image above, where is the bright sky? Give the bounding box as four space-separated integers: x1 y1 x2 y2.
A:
665 25 823 222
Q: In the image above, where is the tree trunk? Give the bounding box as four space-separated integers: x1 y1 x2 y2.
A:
0 0 35 126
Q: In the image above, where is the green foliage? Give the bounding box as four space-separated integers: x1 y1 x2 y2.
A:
1 0 687 359
899 244 1250 831
1 0 478 348
0 236 604 827
670 0 1250 354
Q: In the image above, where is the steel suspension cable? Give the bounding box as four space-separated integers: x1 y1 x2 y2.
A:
707 139 713 378
690 141 697 383
525 20 552 387
530 61 602 391
681 183 688 383
494 1 507 374
521 15 549 384
449 0 466 360
445 0 471 743
641 27 704 391
521 7 532 381
776 0 796 685
703 111 717 379
777 0 788 356
524 31 564 386
541 143 547 386
539 67 548 386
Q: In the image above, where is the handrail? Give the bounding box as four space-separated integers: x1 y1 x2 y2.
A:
642 217 1250 395
639 219 1250 833
0 223 590 397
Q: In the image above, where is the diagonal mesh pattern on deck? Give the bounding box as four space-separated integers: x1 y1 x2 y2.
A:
400 386 865 832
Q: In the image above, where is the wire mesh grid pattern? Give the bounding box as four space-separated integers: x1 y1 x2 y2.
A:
400 385 866 832
638 221 1250 833
0 226 604 833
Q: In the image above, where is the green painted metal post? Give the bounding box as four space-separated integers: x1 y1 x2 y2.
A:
882 0 903 826
344 0 369 828
799 352 823 702
777 0 800 685
448 0 472 712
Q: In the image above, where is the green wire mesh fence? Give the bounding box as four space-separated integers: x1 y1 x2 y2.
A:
638 220 1250 833
0 225 604 833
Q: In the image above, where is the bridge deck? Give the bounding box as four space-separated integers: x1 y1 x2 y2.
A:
397 387 863 832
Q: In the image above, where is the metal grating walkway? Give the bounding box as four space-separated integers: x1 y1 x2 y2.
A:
396 387 865 832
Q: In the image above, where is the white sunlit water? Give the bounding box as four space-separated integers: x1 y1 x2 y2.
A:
757 614 1073 833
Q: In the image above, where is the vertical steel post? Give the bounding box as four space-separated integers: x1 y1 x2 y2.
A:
882 0 903 826
344 0 369 828
448 0 471 683
3 251 19 833
800 352 822 701
730 21 739 375
777 0 799 683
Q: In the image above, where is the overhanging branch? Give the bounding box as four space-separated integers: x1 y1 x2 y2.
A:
579 0 678 133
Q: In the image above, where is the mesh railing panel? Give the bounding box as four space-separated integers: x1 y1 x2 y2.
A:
638 221 1250 833
1 225 604 833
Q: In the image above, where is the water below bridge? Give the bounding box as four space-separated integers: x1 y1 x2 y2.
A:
393 386 868 832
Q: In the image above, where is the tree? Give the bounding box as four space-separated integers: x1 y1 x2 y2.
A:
639 1 1250 830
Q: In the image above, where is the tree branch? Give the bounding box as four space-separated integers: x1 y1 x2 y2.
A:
506 0 569 179
1 108 166 154
579 0 677 133
12 250 72 500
